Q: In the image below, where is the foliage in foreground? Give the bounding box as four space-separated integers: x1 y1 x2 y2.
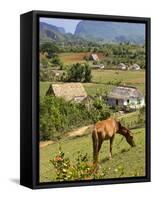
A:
50 145 140 181
40 95 112 141
51 145 95 181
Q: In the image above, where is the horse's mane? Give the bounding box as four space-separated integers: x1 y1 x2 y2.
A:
116 120 122 131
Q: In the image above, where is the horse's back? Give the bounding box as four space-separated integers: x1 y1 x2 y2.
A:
94 118 118 139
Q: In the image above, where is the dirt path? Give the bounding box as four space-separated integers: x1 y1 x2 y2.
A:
40 140 54 148
40 125 92 148
65 125 92 138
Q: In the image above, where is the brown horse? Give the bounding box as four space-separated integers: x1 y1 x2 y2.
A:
92 118 135 165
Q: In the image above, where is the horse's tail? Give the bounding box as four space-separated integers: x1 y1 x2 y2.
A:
92 126 99 165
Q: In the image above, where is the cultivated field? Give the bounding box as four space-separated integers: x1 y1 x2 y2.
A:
59 52 104 65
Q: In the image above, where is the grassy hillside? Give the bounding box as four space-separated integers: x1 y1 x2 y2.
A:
40 127 145 182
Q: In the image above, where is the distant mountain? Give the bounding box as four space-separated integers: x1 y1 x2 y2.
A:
75 20 145 44
40 22 87 44
40 22 66 42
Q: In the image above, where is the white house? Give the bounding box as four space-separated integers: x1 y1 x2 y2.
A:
117 63 127 70
130 63 141 70
107 86 145 109
95 64 105 69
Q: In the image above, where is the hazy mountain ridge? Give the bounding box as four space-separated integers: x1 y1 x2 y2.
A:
40 22 66 42
40 21 145 44
75 20 145 44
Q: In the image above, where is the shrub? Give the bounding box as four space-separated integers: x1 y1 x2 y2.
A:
40 95 112 140
65 63 92 82
89 98 112 123
137 106 145 124
84 63 92 82
51 146 95 181
67 63 85 82
40 42 59 57
39 96 91 140
50 54 63 69
40 57 49 68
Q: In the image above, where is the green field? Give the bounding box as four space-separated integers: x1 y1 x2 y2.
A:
40 126 145 182
40 69 145 97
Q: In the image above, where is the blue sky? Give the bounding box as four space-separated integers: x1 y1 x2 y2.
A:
40 17 81 34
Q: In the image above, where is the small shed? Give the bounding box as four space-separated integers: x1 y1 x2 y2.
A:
130 63 141 70
89 54 100 61
117 63 127 70
46 83 87 102
107 86 144 109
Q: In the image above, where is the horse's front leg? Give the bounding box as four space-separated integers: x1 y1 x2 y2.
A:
109 135 115 159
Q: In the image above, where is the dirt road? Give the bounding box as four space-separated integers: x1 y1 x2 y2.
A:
40 125 93 148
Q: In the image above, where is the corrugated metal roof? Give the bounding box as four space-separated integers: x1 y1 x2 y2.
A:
108 86 143 99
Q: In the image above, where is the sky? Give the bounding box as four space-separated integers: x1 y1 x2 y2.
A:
40 17 81 34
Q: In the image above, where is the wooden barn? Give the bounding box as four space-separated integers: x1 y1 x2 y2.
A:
107 86 145 109
46 83 87 102
89 53 100 61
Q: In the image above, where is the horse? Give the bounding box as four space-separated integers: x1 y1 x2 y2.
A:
92 118 135 165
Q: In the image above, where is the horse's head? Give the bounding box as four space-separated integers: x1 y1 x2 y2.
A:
118 124 136 147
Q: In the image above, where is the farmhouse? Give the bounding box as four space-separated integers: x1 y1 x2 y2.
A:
117 63 127 70
107 86 145 109
94 64 105 69
46 83 87 102
130 63 141 70
89 53 100 61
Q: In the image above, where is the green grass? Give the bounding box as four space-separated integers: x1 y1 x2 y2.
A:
40 127 145 182
40 69 145 97
85 69 145 95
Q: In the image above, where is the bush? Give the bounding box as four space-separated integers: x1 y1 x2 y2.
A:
40 95 112 140
51 146 95 181
40 68 57 81
40 96 91 140
65 63 92 82
40 57 49 68
89 98 112 123
50 54 63 69
40 42 59 57
137 107 145 124
84 63 92 82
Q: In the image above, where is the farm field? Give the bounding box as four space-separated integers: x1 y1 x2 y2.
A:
40 126 145 182
40 69 145 97
59 52 104 65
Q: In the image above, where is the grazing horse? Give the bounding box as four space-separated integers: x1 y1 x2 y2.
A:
92 118 135 165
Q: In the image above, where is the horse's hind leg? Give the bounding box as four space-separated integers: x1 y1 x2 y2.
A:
109 135 115 159
92 130 99 165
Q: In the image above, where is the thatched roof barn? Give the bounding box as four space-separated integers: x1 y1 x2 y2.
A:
46 83 87 102
107 86 144 109
89 54 100 61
